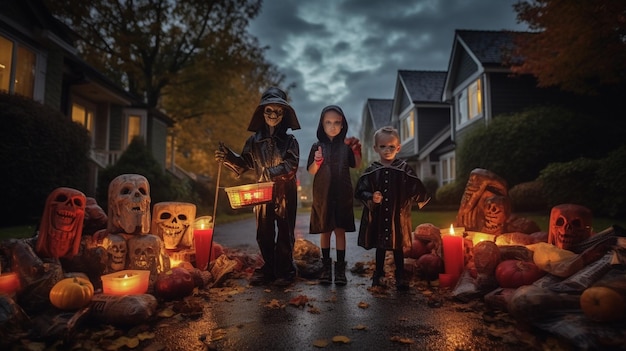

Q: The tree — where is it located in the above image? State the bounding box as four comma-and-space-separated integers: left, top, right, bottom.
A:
512, 0, 626, 96
44, 0, 270, 109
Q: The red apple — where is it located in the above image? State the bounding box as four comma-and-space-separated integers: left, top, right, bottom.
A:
155, 267, 195, 300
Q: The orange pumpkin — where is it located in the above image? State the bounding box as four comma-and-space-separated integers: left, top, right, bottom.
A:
49, 277, 94, 310
580, 286, 625, 322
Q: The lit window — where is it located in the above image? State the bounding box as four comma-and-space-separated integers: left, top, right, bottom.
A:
457, 78, 482, 126
400, 110, 415, 143
71, 102, 95, 145
440, 152, 455, 185
127, 115, 142, 145
0, 34, 35, 98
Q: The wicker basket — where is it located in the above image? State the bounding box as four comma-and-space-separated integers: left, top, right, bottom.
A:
224, 182, 274, 209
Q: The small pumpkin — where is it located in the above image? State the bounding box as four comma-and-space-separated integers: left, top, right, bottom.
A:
49, 277, 94, 310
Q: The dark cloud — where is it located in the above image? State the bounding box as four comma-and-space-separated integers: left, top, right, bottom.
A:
249, 0, 527, 164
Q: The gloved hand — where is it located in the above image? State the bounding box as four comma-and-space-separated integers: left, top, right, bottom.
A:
215, 142, 228, 163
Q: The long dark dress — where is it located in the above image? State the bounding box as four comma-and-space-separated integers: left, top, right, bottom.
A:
354, 159, 427, 250
307, 105, 356, 234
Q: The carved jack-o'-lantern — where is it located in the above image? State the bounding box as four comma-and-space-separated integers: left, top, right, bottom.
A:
36, 187, 86, 259
102, 233, 127, 273
480, 195, 510, 234
548, 204, 593, 251
151, 202, 196, 250
107, 174, 151, 235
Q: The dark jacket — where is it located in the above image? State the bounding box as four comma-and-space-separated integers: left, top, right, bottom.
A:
307, 105, 356, 233
355, 159, 427, 250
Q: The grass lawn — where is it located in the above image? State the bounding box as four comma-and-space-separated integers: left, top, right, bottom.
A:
1, 208, 624, 240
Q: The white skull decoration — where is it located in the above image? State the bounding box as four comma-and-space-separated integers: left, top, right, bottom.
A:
102, 233, 127, 273
152, 202, 196, 250
480, 195, 510, 234
107, 174, 151, 235
548, 204, 593, 251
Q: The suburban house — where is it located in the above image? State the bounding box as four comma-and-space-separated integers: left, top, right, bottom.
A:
360, 29, 571, 188
1, 0, 174, 196
360, 71, 453, 187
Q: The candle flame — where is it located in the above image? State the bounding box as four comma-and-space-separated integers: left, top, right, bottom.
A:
449, 224, 454, 235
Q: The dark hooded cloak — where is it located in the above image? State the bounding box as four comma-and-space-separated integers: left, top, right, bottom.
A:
307, 105, 356, 233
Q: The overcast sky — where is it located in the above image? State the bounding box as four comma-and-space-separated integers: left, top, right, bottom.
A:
248, 0, 529, 164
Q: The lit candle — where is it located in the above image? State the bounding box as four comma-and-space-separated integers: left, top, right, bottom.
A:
442, 225, 465, 278
0, 272, 21, 297
194, 216, 214, 271
101, 270, 150, 295
468, 231, 496, 246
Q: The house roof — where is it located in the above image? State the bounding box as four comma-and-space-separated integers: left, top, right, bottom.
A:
366, 98, 393, 130
455, 29, 519, 66
398, 70, 447, 103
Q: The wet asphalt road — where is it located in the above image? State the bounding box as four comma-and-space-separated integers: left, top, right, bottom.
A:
153, 212, 548, 351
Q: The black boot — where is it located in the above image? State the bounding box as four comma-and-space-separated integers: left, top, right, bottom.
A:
319, 258, 332, 284
395, 268, 409, 291
372, 270, 384, 287
334, 261, 347, 285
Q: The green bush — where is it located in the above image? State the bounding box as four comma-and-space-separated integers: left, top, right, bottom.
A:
538, 157, 602, 213
509, 180, 548, 212
596, 145, 626, 218
0, 93, 90, 224
96, 137, 196, 213
457, 105, 620, 187
435, 181, 465, 208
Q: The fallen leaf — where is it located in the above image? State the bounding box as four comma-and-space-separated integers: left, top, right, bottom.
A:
352, 324, 368, 330
313, 339, 330, 348
157, 308, 176, 318
289, 294, 309, 307
390, 336, 415, 344
357, 301, 369, 309
265, 299, 284, 309
308, 306, 321, 314
332, 335, 351, 344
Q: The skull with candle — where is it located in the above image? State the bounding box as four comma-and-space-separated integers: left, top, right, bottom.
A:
102, 233, 127, 273
548, 204, 593, 251
107, 174, 151, 235
35, 187, 86, 259
152, 202, 196, 250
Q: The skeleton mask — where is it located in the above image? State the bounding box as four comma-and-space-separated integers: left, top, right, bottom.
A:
152, 202, 196, 250
107, 174, 151, 234
548, 204, 593, 251
263, 104, 284, 127
480, 195, 510, 234
102, 233, 127, 272
36, 187, 86, 259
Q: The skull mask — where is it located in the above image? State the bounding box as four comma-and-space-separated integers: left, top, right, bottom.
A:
548, 204, 593, 251
108, 174, 151, 234
102, 233, 127, 272
480, 195, 510, 234
36, 187, 86, 259
152, 202, 196, 250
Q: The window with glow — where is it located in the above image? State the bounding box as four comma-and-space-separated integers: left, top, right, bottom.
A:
0, 34, 35, 98
400, 110, 415, 143
127, 115, 142, 145
0, 35, 12, 93
71, 103, 95, 143
457, 78, 482, 126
